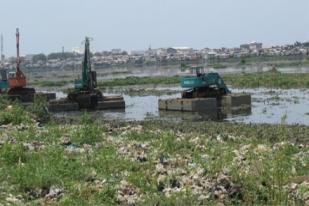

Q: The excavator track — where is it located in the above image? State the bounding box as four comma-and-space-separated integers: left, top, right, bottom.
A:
8, 87, 36, 102
68, 89, 103, 109
181, 87, 227, 99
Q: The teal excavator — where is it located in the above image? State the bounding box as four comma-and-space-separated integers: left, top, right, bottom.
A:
67, 37, 103, 108
180, 65, 231, 98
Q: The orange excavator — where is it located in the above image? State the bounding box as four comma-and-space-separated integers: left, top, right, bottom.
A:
7, 28, 35, 101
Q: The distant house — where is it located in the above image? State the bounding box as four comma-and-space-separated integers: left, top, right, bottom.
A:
111, 49, 122, 55
172, 47, 193, 55
167, 47, 177, 55
240, 42, 263, 51
72, 47, 83, 54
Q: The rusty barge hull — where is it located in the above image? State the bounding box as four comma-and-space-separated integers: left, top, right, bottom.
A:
5, 91, 56, 102
159, 93, 251, 113
48, 96, 125, 112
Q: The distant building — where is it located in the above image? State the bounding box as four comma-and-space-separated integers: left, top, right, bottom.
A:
129, 50, 145, 55
240, 42, 263, 51
25, 54, 35, 61
72, 47, 83, 54
167, 47, 177, 55
111, 49, 122, 54
172, 47, 193, 55
155, 48, 167, 56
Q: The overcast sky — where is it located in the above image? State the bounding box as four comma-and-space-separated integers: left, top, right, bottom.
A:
0, 0, 309, 56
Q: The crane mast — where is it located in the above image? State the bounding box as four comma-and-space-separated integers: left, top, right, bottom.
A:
16, 29, 20, 72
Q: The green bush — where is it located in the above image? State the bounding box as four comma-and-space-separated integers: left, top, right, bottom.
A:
29, 95, 50, 123
0, 143, 27, 165
0, 104, 31, 125
72, 113, 104, 145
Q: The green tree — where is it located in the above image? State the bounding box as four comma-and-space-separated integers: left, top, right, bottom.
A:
32, 53, 47, 63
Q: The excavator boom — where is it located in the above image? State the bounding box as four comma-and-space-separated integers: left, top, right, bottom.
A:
74, 37, 96, 91
8, 28, 26, 88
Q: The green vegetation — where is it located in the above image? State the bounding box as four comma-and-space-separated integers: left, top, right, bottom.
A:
28, 71, 309, 90
212, 64, 228, 69
223, 71, 309, 88
97, 76, 180, 87
271, 60, 309, 68
29, 80, 70, 87
0, 98, 308, 205
29, 95, 51, 123
97, 71, 309, 89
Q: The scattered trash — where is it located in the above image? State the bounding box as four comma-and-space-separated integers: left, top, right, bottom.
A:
116, 180, 139, 205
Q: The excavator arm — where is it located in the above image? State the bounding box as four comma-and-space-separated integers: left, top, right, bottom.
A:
8, 28, 26, 88
74, 37, 97, 91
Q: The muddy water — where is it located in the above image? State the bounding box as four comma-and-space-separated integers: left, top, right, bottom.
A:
229, 88, 309, 125
51, 87, 309, 125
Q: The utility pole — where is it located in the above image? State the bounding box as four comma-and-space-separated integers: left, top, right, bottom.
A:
0, 34, 4, 64
62, 46, 65, 60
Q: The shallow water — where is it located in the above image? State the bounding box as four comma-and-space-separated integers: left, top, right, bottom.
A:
50, 86, 309, 125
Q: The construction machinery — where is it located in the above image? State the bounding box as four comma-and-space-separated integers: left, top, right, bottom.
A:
159, 64, 251, 118
49, 37, 125, 112
180, 65, 231, 98
67, 37, 103, 109
0, 69, 9, 92
0, 29, 55, 102
1, 28, 36, 101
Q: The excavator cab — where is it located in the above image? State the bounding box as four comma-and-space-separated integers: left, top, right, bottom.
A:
0, 69, 9, 91
181, 65, 231, 99
8, 70, 26, 88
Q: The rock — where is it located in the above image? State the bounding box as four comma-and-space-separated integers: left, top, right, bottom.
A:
133, 143, 147, 150
45, 186, 64, 199
303, 191, 309, 201
255, 144, 270, 152
197, 194, 210, 201
216, 135, 223, 142
157, 181, 165, 192
5, 194, 23, 205
86, 169, 97, 182
23, 141, 45, 151
116, 180, 139, 205
60, 136, 71, 146
155, 164, 166, 174
94, 179, 107, 187
228, 184, 242, 199
159, 155, 169, 165
65, 145, 84, 153
137, 155, 147, 162
290, 183, 298, 190
291, 166, 297, 175
40, 186, 50, 197
83, 144, 93, 153
228, 135, 237, 141
170, 179, 181, 188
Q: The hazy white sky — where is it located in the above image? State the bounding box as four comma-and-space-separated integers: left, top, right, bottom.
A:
1, 0, 309, 55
